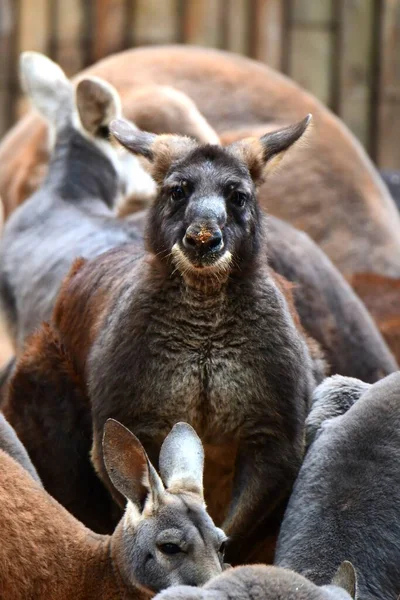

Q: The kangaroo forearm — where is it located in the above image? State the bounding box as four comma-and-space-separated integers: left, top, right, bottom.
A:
222, 436, 302, 563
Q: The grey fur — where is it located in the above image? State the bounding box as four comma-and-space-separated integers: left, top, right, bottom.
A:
0, 413, 41, 484
159, 422, 205, 497
105, 419, 226, 591
275, 371, 400, 600
153, 564, 355, 599
111, 119, 157, 159
381, 170, 400, 209
0, 59, 142, 351
306, 375, 371, 445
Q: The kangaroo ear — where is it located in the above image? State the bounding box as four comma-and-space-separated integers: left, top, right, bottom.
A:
159, 422, 205, 498
76, 77, 122, 137
103, 419, 165, 511
110, 119, 157, 159
306, 375, 370, 447
228, 114, 312, 183
19, 51, 73, 125
111, 119, 198, 184
331, 561, 358, 599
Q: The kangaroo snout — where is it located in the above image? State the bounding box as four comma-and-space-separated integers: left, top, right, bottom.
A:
183, 224, 223, 254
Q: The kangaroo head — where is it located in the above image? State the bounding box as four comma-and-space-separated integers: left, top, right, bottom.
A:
110, 116, 311, 287
103, 420, 226, 592
19, 51, 155, 203
153, 562, 358, 599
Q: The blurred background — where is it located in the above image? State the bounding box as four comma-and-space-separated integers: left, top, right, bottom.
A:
0, 0, 399, 168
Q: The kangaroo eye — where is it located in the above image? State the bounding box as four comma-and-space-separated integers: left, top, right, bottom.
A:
231, 191, 247, 208
171, 185, 187, 202
159, 543, 182, 555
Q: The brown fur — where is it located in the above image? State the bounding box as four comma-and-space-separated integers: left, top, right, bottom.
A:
349, 273, 400, 365
270, 270, 325, 371
124, 85, 219, 144
150, 135, 199, 185
0, 45, 398, 276
2, 321, 118, 533
0, 448, 154, 600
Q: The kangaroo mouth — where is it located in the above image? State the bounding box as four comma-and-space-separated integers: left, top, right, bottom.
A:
172, 242, 232, 274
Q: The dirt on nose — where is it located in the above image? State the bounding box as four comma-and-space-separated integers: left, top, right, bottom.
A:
198, 228, 213, 243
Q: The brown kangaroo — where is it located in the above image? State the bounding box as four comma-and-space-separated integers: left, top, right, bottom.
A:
0, 45, 398, 277
0, 419, 225, 599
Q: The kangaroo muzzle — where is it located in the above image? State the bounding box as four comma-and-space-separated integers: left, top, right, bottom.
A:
183, 224, 224, 255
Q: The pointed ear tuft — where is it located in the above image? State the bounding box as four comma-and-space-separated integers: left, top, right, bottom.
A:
260, 113, 312, 163
110, 119, 157, 160
159, 422, 205, 498
103, 419, 164, 511
19, 51, 73, 125
228, 114, 312, 183
331, 561, 357, 599
76, 77, 121, 136
111, 123, 198, 184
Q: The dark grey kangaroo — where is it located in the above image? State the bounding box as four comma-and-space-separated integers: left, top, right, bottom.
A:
52, 115, 320, 563
275, 371, 400, 600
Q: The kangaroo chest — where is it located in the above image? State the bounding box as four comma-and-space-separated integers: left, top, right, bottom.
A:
91, 279, 304, 444
146, 298, 257, 436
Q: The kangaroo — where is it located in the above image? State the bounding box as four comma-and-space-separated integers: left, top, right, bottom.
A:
154, 563, 357, 600
0, 45, 398, 277
0, 419, 225, 599
4, 115, 322, 565
275, 372, 400, 600
0, 52, 150, 352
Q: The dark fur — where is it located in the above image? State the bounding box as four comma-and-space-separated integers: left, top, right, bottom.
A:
3, 323, 118, 532
0, 412, 41, 484
4, 136, 319, 563
275, 372, 400, 600
126, 209, 398, 382
0, 125, 141, 351
266, 217, 397, 381
381, 170, 400, 209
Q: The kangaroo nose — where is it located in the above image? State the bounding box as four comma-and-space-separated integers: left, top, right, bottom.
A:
183, 226, 223, 253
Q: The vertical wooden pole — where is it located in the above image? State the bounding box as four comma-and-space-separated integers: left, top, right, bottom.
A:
281, 0, 293, 75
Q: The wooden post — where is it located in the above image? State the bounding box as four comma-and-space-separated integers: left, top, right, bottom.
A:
377, 0, 400, 169
249, 0, 284, 70
288, 0, 333, 107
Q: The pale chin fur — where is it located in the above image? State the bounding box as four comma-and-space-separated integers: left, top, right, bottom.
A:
171, 243, 233, 278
